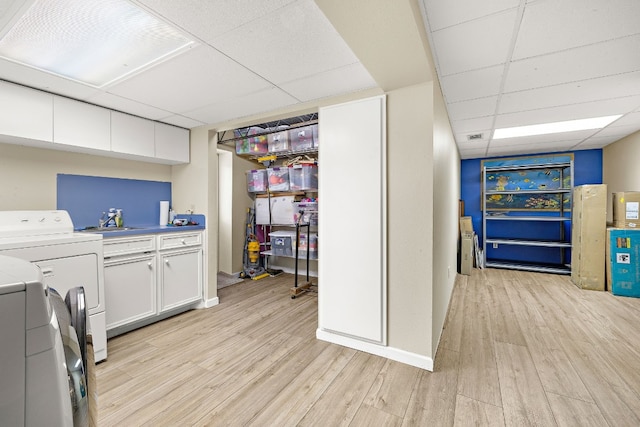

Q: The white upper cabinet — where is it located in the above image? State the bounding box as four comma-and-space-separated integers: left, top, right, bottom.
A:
53, 96, 110, 151
0, 81, 53, 142
154, 122, 189, 164
0, 81, 188, 164
110, 111, 155, 158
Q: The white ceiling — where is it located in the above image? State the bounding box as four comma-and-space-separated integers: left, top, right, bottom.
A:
420, 0, 640, 159
0, 0, 378, 130
0, 0, 639, 160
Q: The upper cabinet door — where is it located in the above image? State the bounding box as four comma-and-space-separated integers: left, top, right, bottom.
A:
111, 111, 154, 157
0, 81, 53, 142
155, 122, 189, 164
53, 96, 110, 151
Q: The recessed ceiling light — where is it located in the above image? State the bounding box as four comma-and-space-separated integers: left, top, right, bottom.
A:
0, 0, 195, 88
493, 115, 622, 139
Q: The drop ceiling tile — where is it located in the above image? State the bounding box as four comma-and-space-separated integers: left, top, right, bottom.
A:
447, 96, 497, 121
504, 35, 640, 92
136, 0, 297, 41
513, 0, 640, 60
458, 147, 488, 159
574, 135, 623, 148
458, 140, 489, 150
494, 95, 640, 129
499, 71, 640, 114
107, 45, 271, 115
185, 86, 298, 125
487, 141, 577, 157
211, 0, 360, 85
86, 92, 174, 120
453, 116, 494, 133
154, 114, 205, 129
423, 0, 519, 31
431, 9, 517, 76
592, 123, 640, 138
606, 110, 640, 127
279, 63, 376, 102
440, 65, 504, 102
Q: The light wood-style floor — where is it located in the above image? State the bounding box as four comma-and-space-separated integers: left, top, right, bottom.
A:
96, 268, 640, 426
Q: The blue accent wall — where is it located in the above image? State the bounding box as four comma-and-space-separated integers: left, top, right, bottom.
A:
57, 174, 172, 229
460, 149, 603, 266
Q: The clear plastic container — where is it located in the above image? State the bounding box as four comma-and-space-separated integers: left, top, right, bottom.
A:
246, 169, 267, 192
289, 164, 318, 191
268, 131, 290, 153
267, 167, 290, 191
289, 125, 315, 151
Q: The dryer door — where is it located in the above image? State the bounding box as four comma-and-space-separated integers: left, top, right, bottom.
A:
49, 288, 88, 427
65, 287, 87, 374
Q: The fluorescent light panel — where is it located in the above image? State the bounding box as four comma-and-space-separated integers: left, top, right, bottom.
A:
493, 115, 622, 139
0, 0, 194, 87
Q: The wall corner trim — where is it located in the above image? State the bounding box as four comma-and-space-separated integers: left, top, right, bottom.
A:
316, 328, 434, 372
198, 297, 219, 309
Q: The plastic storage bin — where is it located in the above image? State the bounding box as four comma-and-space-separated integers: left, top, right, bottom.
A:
246, 169, 267, 192
269, 231, 296, 256
297, 232, 318, 259
236, 135, 268, 155
289, 165, 318, 191
293, 201, 318, 225
289, 125, 316, 151
267, 167, 290, 191
268, 131, 290, 153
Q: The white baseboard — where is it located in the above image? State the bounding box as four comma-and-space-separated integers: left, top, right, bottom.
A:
198, 297, 219, 309
316, 328, 434, 372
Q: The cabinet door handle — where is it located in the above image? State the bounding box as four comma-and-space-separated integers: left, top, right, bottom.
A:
181, 239, 186, 245
147, 262, 153, 269
165, 259, 170, 265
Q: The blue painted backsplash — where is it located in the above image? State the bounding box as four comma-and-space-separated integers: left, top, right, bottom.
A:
57, 174, 172, 229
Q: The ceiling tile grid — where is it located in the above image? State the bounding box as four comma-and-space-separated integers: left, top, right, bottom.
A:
430, 9, 518, 77
208, 0, 364, 86
422, 0, 640, 159
0, 0, 639, 161
511, 0, 640, 60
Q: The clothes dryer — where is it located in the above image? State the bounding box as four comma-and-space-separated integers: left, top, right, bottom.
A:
0, 255, 88, 426
0, 210, 106, 361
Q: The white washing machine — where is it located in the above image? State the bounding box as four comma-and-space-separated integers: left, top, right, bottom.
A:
0, 210, 107, 362
0, 255, 88, 426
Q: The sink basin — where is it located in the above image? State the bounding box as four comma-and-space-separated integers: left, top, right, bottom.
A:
80, 227, 142, 233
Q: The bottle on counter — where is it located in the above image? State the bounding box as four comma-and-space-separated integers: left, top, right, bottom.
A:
115, 209, 123, 228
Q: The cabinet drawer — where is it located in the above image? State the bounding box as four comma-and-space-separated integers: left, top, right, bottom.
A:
104, 235, 156, 257
158, 232, 202, 250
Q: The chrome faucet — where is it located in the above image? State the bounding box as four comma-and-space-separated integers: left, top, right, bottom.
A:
99, 209, 117, 228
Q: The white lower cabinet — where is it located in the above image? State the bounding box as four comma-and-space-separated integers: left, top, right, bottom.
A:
160, 248, 202, 311
103, 231, 204, 336
104, 254, 157, 329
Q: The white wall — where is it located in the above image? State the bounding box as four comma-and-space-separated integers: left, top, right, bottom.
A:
0, 142, 171, 210
603, 131, 640, 222
431, 79, 460, 356
217, 149, 233, 274
172, 126, 217, 303
387, 82, 434, 358
232, 153, 257, 273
